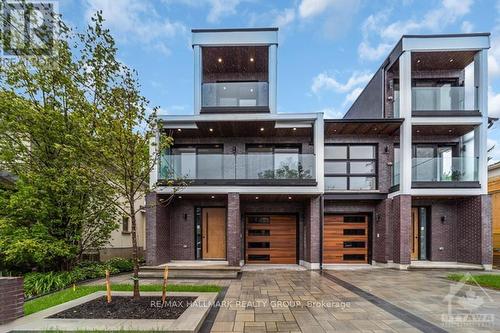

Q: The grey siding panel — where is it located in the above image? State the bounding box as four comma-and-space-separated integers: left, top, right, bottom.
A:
344, 69, 383, 119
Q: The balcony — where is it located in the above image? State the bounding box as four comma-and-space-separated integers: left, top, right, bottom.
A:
391, 157, 480, 189
393, 86, 478, 117
158, 153, 316, 186
201, 81, 269, 110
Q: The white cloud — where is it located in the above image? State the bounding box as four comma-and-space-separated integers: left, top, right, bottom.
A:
316, 107, 344, 119
359, 0, 474, 61
489, 33, 500, 79
311, 71, 373, 94
84, 0, 186, 53
164, 0, 244, 23
299, 0, 335, 18
380, 0, 473, 40
273, 8, 296, 28
489, 87, 500, 118
461, 21, 474, 33
206, 0, 240, 23
358, 41, 393, 62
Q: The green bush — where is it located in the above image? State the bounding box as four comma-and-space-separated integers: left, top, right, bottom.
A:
106, 257, 134, 272
23, 261, 125, 297
24, 271, 75, 298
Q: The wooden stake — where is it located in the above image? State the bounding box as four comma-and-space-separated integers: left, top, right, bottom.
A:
72, 283, 76, 292
105, 269, 112, 303
162, 266, 169, 303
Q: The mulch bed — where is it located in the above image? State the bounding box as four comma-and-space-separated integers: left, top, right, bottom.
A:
49, 296, 198, 320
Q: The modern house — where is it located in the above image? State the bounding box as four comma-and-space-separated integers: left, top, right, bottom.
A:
145, 28, 493, 273
488, 161, 500, 267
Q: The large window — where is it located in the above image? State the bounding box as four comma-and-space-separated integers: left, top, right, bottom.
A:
245, 145, 301, 179
170, 145, 223, 179
325, 144, 377, 191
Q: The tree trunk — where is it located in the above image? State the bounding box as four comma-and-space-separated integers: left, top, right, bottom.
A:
130, 201, 140, 299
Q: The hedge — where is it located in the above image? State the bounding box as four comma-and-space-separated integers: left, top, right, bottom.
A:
24, 257, 134, 298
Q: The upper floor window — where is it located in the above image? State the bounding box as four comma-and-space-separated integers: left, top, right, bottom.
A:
201, 46, 269, 108
390, 51, 478, 117
170, 145, 224, 179
246, 145, 307, 179
324, 144, 377, 191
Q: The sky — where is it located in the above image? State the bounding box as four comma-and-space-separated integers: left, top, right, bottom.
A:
58, 0, 500, 162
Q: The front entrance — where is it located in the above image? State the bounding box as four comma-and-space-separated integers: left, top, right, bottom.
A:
201, 208, 226, 260
411, 208, 419, 260
411, 207, 428, 261
245, 214, 297, 264
323, 214, 369, 264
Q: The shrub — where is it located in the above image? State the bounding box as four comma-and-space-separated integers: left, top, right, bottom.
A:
24, 271, 75, 298
23, 261, 124, 297
106, 257, 134, 272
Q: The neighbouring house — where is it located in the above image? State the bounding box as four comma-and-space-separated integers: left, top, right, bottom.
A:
145, 28, 492, 271
488, 161, 500, 267
96, 193, 147, 261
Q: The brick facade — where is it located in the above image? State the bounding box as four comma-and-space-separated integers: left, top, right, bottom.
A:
304, 196, 321, 264
145, 192, 492, 267
374, 199, 389, 263
145, 192, 170, 265
0, 277, 23, 324
457, 195, 492, 265
391, 195, 412, 265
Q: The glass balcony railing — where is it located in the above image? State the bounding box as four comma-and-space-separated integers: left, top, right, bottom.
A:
391, 162, 400, 186
412, 157, 478, 182
202, 81, 269, 108
392, 86, 475, 116
391, 157, 479, 186
159, 153, 315, 182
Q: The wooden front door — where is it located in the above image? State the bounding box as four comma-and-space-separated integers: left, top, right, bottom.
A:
323, 214, 368, 264
202, 208, 226, 259
411, 208, 419, 260
245, 215, 297, 264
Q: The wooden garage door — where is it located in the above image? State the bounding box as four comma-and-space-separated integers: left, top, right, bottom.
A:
245, 215, 297, 264
323, 214, 368, 264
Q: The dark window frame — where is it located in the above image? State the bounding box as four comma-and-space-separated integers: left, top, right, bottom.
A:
122, 216, 130, 234
324, 143, 378, 190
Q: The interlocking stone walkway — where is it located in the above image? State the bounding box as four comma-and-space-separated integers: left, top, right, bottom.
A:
210, 269, 500, 333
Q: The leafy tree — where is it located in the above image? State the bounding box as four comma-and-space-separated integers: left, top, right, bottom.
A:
0, 7, 120, 271
90, 66, 181, 299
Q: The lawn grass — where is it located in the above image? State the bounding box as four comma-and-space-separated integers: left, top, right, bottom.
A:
24, 284, 221, 316
447, 273, 500, 290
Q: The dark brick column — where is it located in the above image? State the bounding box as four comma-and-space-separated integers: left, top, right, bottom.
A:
374, 199, 389, 263
457, 195, 492, 265
304, 196, 320, 268
0, 277, 23, 324
145, 192, 170, 265
227, 192, 241, 266
392, 195, 411, 266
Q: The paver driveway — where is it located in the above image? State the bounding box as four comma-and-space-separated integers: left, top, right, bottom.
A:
210, 269, 500, 333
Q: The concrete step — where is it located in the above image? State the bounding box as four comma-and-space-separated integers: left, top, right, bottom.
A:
139, 264, 240, 279
409, 261, 485, 270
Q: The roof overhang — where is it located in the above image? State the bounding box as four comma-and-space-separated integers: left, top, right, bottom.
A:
192, 28, 279, 47
402, 33, 490, 52
324, 118, 403, 136
158, 112, 320, 123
